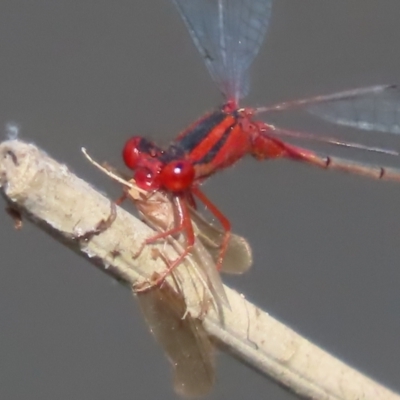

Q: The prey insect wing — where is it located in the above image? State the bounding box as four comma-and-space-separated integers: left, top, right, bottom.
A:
126, 184, 230, 308
136, 278, 215, 397
190, 206, 252, 275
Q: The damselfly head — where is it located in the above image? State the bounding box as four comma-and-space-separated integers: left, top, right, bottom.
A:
123, 136, 163, 190
123, 136, 161, 170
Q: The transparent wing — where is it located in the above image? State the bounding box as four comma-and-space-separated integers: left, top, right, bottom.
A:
136, 283, 215, 397
307, 85, 400, 134
259, 85, 400, 134
186, 223, 252, 311
190, 207, 252, 274
171, 0, 273, 102
190, 236, 230, 308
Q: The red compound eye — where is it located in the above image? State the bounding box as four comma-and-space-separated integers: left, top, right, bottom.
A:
122, 137, 142, 170
134, 167, 161, 190
160, 160, 195, 192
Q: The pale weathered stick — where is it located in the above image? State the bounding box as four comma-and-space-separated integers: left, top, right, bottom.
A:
0, 139, 398, 400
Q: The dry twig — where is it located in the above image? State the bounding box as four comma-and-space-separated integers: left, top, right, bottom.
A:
0, 139, 398, 400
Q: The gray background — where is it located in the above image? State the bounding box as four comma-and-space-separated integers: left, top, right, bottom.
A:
0, 0, 399, 399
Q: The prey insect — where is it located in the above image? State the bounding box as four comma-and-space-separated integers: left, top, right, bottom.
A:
83, 148, 252, 396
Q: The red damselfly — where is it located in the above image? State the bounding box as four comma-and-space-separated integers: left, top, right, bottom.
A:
122, 0, 400, 281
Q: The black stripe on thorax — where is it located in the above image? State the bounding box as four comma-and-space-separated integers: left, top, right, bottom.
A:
174, 109, 228, 153
194, 118, 237, 166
